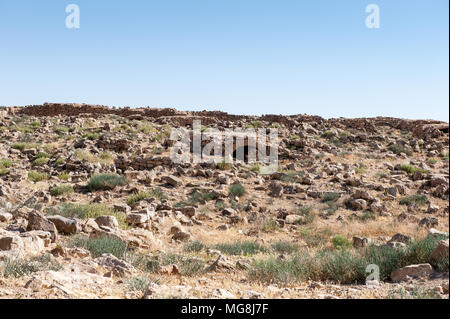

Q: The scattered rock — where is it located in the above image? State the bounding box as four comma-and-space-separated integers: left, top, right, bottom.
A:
429, 239, 449, 267
391, 264, 433, 282
47, 215, 81, 235
95, 216, 119, 229
26, 211, 58, 242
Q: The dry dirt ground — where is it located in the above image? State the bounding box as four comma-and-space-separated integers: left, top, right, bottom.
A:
0, 103, 448, 299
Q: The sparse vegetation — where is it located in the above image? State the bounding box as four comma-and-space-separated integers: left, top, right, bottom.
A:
299, 227, 332, 248
229, 183, 246, 197
321, 130, 334, 138
126, 276, 151, 293
66, 234, 128, 259
87, 174, 128, 191
217, 159, 232, 170
248, 234, 449, 285
215, 241, 267, 256
399, 194, 428, 207
174, 191, 216, 208
387, 287, 443, 299
0, 109, 448, 299
0, 158, 13, 168
57, 172, 70, 181
297, 206, 316, 224
271, 241, 300, 254
388, 143, 412, 156
27, 171, 48, 182
248, 121, 264, 129
400, 164, 428, 175
46, 203, 128, 229
354, 163, 367, 175
50, 184, 74, 197
0, 159, 12, 176
126, 188, 167, 205
83, 132, 100, 140
322, 192, 340, 203
262, 220, 281, 232
361, 210, 376, 221
32, 157, 49, 167
332, 235, 352, 250
1, 254, 62, 278
184, 240, 205, 253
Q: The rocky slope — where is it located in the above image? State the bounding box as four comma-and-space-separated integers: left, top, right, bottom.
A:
0, 104, 448, 299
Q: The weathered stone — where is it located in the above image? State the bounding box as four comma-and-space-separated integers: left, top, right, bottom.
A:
0, 212, 13, 222
391, 264, 433, 282
353, 236, 372, 249
429, 228, 449, 238
162, 175, 182, 187
268, 182, 283, 197
0, 233, 45, 257
285, 215, 302, 224
126, 212, 148, 225
27, 211, 58, 242
47, 215, 81, 235
94, 253, 135, 277
0, 235, 23, 251
386, 187, 398, 198
389, 233, 412, 244
221, 208, 238, 217
348, 199, 367, 211
114, 203, 130, 213
427, 204, 439, 214
429, 239, 449, 267
172, 230, 191, 241
419, 217, 439, 228
179, 206, 196, 218
95, 216, 119, 229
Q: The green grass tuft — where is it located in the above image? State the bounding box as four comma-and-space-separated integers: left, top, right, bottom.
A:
215, 241, 267, 256
66, 234, 128, 259
50, 184, 74, 197
229, 183, 246, 197
87, 174, 128, 191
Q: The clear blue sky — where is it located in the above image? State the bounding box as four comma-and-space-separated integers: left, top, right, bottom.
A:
0, 0, 448, 121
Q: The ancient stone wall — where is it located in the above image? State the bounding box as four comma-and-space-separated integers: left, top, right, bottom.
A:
9, 103, 448, 138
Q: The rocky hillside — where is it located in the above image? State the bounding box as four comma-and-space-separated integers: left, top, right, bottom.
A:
0, 104, 448, 299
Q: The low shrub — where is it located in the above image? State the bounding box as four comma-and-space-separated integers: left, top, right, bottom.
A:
66, 234, 128, 259
184, 240, 205, 253
400, 164, 428, 175
28, 171, 48, 182
32, 158, 49, 167
1, 255, 62, 278
388, 143, 412, 156
47, 203, 128, 229
332, 235, 352, 250
0, 158, 12, 168
215, 241, 267, 256
50, 184, 74, 197
57, 172, 70, 181
87, 174, 128, 191
271, 241, 300, 254
229, 183, 246, 197
248, 234, 449, 285
126, 188, 167, 205
399, 195, 428, 207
